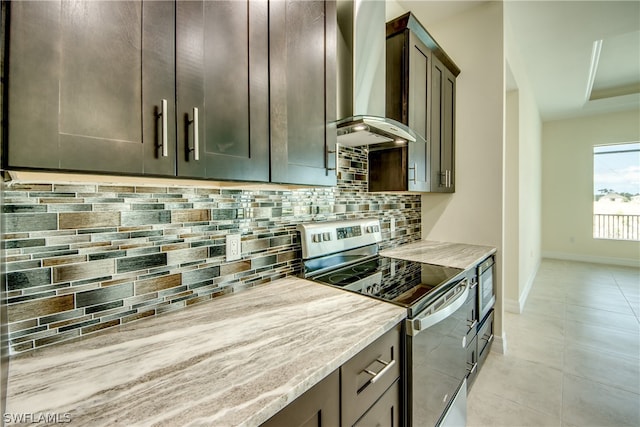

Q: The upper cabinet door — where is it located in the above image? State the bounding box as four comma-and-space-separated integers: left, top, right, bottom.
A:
5, 1, 176, 176
384, 28, 430, 192
406, 32, 431, 192
175, 0, 269, 181
269, 0, 337, 186
431, 56, 456, 193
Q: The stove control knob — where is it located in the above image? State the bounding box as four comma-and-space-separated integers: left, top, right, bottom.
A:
323, 232, 332, 241
312, 233, 322, 243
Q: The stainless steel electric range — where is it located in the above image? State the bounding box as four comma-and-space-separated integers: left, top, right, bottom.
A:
298, 219, 475, 427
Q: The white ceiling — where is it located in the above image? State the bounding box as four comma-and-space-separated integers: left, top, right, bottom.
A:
393, 0, 640, 122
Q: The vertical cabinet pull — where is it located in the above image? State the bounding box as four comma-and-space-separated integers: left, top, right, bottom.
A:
160, 99, 168, 157
441, 170, 452, 188
193, 107, 199, 161
326, 145, 337, 175
188, 107, 200, 161
409, 163, 418, 183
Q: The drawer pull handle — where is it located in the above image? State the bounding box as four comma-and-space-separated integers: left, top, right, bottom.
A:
467, 319, 478, 330
482, 333, 494, 343
466, 361, 478, 375
363, 358, 396, 384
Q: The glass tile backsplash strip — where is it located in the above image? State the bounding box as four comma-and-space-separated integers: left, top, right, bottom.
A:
1, 146, 421, 353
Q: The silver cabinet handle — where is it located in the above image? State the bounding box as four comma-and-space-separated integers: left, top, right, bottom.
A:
466, 361, 478, 375
193, 107, 199, 161
363, 358, 396, 384
187, 107, 200, 161
161, 99, 168, 157
467, 319, 478, 330
326, 145, 337, 174
482, 333, 494, 343
409, 162, 417, 183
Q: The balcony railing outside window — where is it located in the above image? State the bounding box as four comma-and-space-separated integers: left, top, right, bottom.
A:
593, 214, 640, 241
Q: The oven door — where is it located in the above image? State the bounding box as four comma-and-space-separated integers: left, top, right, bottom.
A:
406, 276, 470, 427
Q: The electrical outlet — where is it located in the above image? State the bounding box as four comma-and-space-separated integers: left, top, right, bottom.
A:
390, 218, 396, 233
226, 233, 242, 261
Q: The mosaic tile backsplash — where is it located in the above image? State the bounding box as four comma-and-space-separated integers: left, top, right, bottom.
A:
1, 146, 421, 353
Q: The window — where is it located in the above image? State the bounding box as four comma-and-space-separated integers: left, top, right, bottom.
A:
593, 142, 640, 241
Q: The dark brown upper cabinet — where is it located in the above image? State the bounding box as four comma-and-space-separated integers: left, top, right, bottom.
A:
379, 11, 459, 193
269, 0, 337, 186
4, 0, 336, 187
431, 55, 457, 193
5, 0, 176, 176
175, 0, 269, 182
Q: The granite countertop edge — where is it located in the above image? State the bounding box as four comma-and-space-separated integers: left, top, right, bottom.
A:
380, 239, 497, 270
5, 277, 407, 427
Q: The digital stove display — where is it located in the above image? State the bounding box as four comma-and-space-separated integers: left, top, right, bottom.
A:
336, 225, 362, 240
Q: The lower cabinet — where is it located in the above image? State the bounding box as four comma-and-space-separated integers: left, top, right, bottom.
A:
262, 323, 402, 427
354, 380, 401, 427
467, 309, 494, 390
261, 370, 340, 427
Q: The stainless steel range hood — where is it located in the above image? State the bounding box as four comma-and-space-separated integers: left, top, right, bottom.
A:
336, 0, 418, 147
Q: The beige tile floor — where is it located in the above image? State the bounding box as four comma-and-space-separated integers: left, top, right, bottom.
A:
467, 259, 640, 427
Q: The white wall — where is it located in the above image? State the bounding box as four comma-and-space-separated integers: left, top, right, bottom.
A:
503, 13, 543, 313
542, 109, 640, 266
504, 88, 520, 310
392, 1, 507, 349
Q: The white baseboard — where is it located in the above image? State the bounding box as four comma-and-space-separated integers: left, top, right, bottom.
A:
491, 332, 507, 355
504, 258, 541, 314
504, 298, 521, 314
542, 251, 640, 268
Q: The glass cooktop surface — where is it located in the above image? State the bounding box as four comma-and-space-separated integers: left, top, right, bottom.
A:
313, 256, 464, 311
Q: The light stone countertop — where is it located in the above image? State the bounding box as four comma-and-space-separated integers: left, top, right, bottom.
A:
5, 277, 406, 427
380, 240, 496, 270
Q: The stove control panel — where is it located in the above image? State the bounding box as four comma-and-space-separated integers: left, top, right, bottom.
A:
298, 219, 383, 260
337, 225, 362, 240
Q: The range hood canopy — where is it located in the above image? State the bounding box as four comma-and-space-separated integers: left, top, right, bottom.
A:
337, 115, 417, 147
336, 0, 422, 147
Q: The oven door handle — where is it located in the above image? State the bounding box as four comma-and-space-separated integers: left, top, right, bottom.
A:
407, 279, 470, 336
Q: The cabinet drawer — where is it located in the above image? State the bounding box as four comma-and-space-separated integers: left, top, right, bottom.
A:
261, 369, 339, 427
341, 323, 402, 427
466, 335, 478, 389
477, 309, 494, 367
354, 379, 401, 427
464, 280, 478, 347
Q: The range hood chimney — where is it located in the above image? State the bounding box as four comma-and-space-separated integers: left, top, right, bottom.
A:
336, 0, 417, 147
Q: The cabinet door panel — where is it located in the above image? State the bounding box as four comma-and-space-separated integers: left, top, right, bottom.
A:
142, 0, 177, 176
6, 1, 61, 169
59, 1, 141, 143
407, 33, 430, 191
261, 370, 339, 427
7, 0, 174, 176
442, 68, 456, 191
431, 58, 444, 192
57, 1, 143, 174
270, 0, 337, 186
175, 0, 205, 178
176, 0, 269, 181
354, 380, 401, 427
